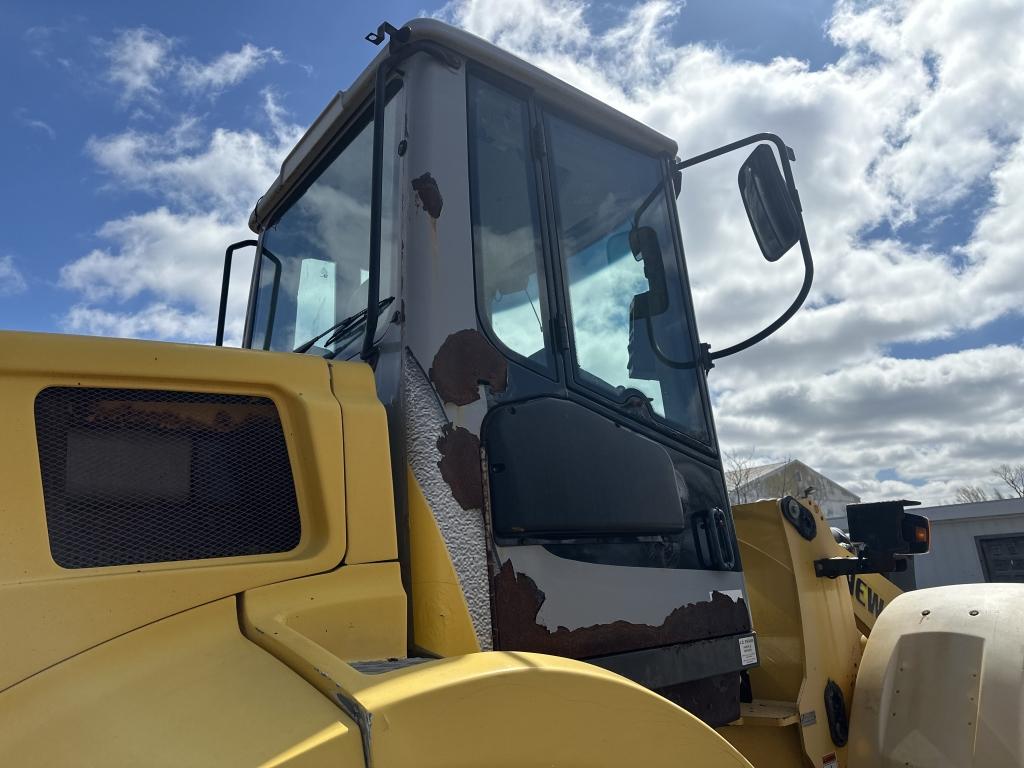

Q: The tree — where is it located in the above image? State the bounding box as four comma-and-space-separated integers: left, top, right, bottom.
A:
724, 447, 758, 505
762, 456, 803, 499
993, 464, 1024, 497
955, 485, 990, 504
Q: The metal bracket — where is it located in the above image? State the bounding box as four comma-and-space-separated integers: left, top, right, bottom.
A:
365, 21, 411, 48
814, 554, 908, 579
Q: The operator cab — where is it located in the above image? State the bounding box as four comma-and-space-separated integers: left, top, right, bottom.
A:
224, 19, 812, 726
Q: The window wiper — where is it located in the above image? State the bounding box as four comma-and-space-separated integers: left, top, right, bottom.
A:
293, 296, 395, 355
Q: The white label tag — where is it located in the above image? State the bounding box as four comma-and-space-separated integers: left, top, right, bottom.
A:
738, 635, 757, 666
712, 589, 744, 602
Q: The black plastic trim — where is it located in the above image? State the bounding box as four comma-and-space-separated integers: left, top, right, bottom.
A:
589, 632, 759, 688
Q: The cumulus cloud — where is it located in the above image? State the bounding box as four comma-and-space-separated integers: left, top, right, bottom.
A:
86, 117, 286, 213
103, 27, 176, 104
0, 255, 28, 296
179, 43, 284, 94
62, 92, 302, 344
438, 0, 1024, 503
100, 28, 284, 104
61, 3, 1024, 503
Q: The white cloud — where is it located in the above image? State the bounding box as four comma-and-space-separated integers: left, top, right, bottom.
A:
60, 4, 1024, 503
62, 94, 302, 345
439, 0, 1024, 504
179, 43, 284, 94
14, 108, 56, 140
0, 255, 28, 296
64, 302, 213, 342
86, 116, 291, 214
103, 27, 176, 104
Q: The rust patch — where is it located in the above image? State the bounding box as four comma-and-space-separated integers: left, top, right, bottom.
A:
492, 560, 750, 659
430, 329, 508, 406
86, 401, 268, 433
412, 172, 443, 219
436, 424, 484, 510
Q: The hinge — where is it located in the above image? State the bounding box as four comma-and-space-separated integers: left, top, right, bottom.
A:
552, 313, 569, 351
531, 122, 546, 158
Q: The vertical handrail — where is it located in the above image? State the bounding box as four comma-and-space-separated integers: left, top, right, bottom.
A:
216, 239, 258, 346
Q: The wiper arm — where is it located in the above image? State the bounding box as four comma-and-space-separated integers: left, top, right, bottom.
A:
293, 296, 395, 354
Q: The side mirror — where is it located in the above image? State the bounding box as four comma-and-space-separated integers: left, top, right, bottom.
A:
606, 231, 632, 264
738, 144, 802, 262
677, 133, 814, 370
630, 227, 669, 316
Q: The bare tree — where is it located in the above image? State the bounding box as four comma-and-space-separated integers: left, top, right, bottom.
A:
955, 485, 990, 504
763, 456, 801, 499
992, 464, 1024, 498
724, 447, 758, 505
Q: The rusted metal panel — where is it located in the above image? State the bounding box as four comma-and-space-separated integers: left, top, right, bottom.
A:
429, 329, 508, 406
659, 672, 742, 727
412, 172, 444, 219
492, 559, 751, 659
435, 424, 483, 511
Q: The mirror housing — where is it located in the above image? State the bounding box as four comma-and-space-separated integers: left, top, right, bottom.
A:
738, 144, 802, 262
606, 231, 632, 264
622, 227, 670, 381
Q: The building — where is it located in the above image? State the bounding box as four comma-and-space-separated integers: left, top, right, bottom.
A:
910, 497, 1024, 588
725, 459, 860, 528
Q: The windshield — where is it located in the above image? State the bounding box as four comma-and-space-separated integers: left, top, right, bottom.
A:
546, 113, 708, 442
249, 85, 401, 356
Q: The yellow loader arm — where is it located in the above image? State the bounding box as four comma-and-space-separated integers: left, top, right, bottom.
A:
846, 570, 902, 636
821, 522, 904, 636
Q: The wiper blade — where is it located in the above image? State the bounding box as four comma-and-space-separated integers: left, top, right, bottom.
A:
292, 296, 395, 355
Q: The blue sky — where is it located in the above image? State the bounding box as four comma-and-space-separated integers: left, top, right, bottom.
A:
2, 0, 1022, 505
0, 0, 847, 335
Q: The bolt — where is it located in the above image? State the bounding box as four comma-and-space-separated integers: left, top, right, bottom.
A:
969, 610, 979, 616
921, 609, 930, 616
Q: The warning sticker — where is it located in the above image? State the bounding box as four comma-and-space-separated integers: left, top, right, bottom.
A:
822, 752, 838, 768
738, 635, 758, 666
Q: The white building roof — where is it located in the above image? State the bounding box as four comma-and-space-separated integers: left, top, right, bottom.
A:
918, 497, 1024, 524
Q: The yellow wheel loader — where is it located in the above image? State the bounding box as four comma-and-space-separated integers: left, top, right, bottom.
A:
1, 18, 1021, 768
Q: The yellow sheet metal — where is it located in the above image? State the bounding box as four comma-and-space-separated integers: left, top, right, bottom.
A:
727, 498, 864, 768
407, 467, 480, 655
0, 597, 364, 767
329, 361, 398, 564
0, 331, 350, 691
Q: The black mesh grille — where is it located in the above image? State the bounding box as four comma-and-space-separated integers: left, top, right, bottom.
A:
35, 387, 301, 568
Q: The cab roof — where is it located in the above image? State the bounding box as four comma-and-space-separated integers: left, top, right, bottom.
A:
249, 18, 677, 233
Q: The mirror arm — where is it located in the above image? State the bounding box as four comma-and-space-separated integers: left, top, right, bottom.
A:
675, 132, 812, 371
677, 132, 797, 174
706, 230, 813, 366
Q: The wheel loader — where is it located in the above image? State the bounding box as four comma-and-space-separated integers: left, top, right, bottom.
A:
1, 18, 1021, 768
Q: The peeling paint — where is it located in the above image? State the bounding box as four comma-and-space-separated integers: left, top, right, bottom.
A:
412, 172, 443, 219
436, 424, 483, 511
492, 560, 750, 659
429, 329, 508, 406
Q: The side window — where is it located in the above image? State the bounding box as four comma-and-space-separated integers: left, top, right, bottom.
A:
467, 74, 552, 369
249, 84, 401, 355
545, 113, 708, 442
